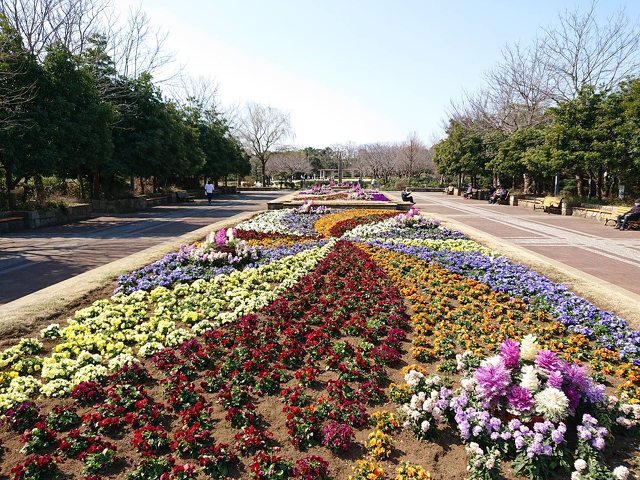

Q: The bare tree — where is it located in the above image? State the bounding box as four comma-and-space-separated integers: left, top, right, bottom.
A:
541, 1, 640, 101
172, 75, 220, 112
398, 132, 430, 178
358, 143, 398, 183
105, 5, 177, 81
0, 0, 109, 57
267, 150, 311, 179
236, 102, 293, 185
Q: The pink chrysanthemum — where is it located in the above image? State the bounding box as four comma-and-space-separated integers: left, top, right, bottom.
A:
500, 339, 520, 369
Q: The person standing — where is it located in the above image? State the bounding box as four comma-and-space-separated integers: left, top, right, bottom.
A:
204, 179, 215, 205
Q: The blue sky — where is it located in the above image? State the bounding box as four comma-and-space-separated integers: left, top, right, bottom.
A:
114, 1, 640, 148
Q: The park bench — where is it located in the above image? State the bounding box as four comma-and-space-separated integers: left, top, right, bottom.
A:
175, 190, 195, 202
0, 216, 24, 224
603, 206, 640, 229
534, 196, 563, 214
444, 186, 454, 195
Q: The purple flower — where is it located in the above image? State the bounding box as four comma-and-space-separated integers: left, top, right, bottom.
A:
473, 361, 511, 402
551, 428, 565, 444
507, 386, 534, 412
547, 370, 563, 389
500, 339, 520, 368
592, 437, 606, 450
215, 228, 227, 245
562, 363, 591, 393
535, 350, 561, 375
565, 386, 581, 412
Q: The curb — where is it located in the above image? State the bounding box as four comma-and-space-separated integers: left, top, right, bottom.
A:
0, 210, 261, 332
438, 216, 640, 329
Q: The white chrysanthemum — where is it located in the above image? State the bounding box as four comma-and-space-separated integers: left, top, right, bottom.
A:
535, 387, 569, 422
572, 472, 582, 480
574, 459, 587, 472
520, 365, 540, 392
613, 466, 630, 480
480, 355, 502, 367
520, 334, 539, 361
421, 420, 431, 432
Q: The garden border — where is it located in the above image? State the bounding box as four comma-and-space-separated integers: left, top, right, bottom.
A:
0, 210, 261, 335
438, 216, 640, 329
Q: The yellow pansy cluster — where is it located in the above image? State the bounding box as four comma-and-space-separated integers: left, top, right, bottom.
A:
0, 241, 334, 413
314, 209, 397, 237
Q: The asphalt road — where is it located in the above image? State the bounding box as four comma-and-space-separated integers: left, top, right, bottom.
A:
0, 192, 282, 304
412, 192, 640, 297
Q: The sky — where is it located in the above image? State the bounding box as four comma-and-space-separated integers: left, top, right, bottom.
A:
112, 0, 640, 148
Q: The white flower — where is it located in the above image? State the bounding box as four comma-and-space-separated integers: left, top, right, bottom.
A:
520, 365, 540, 392
420, 420, 430, 432
404, 369, 425, 388
535, 387, 569, 422
461, 378, 475, 391
612, 466, 630, 480
520, 334, 539, 361
574, 459, 587, 472
572, 472, 582, 480
480, 355, 502, 367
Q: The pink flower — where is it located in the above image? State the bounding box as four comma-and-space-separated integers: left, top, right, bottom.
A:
535, 350, 561, 375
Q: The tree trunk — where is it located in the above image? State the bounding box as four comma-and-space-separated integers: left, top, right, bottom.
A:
597, 165, 604, 200
153, 176, 157, 194
79, 175, 85, 199
139, 177, 145, 194
5, 167, 16, 210
523, 173, 532, 194
92, 171, 100, 199
260, 160, 267, 186
34, 174, 45, 203
575, 173, 583, 197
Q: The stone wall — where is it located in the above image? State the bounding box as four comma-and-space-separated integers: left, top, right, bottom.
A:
23, 204, 93, 229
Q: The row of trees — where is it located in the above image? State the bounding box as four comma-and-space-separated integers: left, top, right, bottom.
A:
433, 2, 640, 200
262, 133, 434, 186
0, 0, 250, 208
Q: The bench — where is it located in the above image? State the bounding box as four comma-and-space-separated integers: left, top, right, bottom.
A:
603, 206, 640, 229
444, 186, 454, 195
534, 196, 563, 214
0, 216, 24, 223
175, 191, 195, 202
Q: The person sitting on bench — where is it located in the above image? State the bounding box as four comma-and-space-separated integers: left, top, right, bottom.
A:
401, 188, 414, 203
463, 183, 474, 199
615, 198, 640, 230
489, 186, 507, 204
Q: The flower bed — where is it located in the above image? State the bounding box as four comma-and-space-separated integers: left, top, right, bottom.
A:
0, 207, 638, 479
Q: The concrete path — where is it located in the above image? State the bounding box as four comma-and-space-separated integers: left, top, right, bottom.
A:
0, 192, 282, 305
412, 192, 640, 325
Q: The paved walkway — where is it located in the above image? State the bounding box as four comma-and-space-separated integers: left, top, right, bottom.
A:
413, 192, 640, 297
0, 192, 282, 304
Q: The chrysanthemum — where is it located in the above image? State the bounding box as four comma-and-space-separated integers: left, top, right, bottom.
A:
500, 339, 520, 369
520, 365, 540, 392
473, 361, 511, 402
535, 350, 561, 375
520, 334, 539, 361
507, 385, 534, 412
535, 387, 569, 422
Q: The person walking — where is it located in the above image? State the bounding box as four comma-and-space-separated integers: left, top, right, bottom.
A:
204, 179, 215, 205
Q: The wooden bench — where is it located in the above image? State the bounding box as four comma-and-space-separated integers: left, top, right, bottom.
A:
444, 186, 454, 195
175, 191, 195, 202
604, 206, 640, 229
0, 216, 24, 223
534, 196, 563, 214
